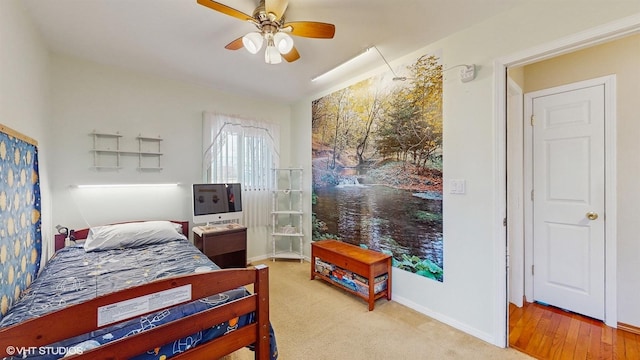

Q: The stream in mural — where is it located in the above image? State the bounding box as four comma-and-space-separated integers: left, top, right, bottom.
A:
314, 183, 443, 270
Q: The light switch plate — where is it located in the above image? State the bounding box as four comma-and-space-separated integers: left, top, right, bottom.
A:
450, 179, 466, 194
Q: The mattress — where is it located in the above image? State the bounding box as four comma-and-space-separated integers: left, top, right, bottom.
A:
0, 238, 277, 359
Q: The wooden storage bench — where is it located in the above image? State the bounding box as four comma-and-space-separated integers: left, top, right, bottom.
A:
311, 239, 392, 311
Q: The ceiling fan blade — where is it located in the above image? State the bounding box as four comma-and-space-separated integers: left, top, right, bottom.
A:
282, 46, 300, 62
265, 0, 289, 20
283, 21, 335, 39
225, 37, 244, 50
197, 0, 254, 22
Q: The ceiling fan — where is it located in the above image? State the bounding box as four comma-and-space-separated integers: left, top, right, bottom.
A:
197, 0, 335, 64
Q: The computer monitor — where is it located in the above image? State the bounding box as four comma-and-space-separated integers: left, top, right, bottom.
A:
191, 183, 243, 225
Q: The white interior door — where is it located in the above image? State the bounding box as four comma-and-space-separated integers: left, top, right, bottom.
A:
531, 83, 605, 320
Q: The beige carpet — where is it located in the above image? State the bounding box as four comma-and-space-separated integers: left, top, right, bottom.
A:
224, 260, 532, 360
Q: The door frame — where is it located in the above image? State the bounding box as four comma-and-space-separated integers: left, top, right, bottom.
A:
495, 14, 640, 346
523, 75, 615, 320
507, 77, 524, 308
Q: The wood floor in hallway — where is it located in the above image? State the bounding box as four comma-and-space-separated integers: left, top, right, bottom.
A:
509, 301, 640, 359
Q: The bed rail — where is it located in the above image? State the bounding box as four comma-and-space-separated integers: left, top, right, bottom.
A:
0, 265, 270, 359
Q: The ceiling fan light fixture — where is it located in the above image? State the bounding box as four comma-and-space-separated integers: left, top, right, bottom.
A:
265, 44, 282, 64
273, 32, 294, 54
242, 32, 264, 54
197, 0, 336, 64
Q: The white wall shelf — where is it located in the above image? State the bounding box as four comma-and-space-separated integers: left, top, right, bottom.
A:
91, 132, 123, 169
271, 168, 304, 262
136, 136, 163, 171
90, 132, 163, 170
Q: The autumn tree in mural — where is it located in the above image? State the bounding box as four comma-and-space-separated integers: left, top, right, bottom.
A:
312, 53, 444, 281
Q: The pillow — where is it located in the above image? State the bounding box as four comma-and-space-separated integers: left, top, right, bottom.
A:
84, 221, 187, 252
173, 222, 184, 234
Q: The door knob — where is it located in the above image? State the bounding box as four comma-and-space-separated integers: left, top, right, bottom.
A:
586, 212, 599, 221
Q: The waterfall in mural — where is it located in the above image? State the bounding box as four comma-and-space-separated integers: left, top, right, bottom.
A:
311, 51, 444, 282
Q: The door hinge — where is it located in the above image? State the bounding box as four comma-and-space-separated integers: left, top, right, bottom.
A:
530, 115, 535, 126
531, 265, 534, 276
503, 217, 507, 227
531, 189, 534, 201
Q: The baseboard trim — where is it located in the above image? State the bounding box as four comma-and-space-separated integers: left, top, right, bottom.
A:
393, 295, 500, 347
248, 254, 310, 264
618, 322, 640, 335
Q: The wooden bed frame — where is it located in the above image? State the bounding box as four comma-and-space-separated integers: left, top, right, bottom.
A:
1, 221, 272, 360
53, 220, 192, 251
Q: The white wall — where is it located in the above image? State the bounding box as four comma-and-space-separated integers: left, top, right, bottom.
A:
48, 54, 292, 260
291, 1, 640, 346
0, 0, 53, 256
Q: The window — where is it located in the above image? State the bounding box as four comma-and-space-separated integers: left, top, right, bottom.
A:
202, 112, 280, 227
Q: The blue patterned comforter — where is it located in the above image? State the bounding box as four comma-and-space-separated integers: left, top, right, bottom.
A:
0, 239, 277, 359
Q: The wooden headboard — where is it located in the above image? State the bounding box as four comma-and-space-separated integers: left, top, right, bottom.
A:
54, 220, 190, 251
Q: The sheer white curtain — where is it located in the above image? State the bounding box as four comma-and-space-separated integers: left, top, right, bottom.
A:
202, 112, 279, 231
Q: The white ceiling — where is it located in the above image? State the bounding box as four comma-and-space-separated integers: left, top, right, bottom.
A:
22, 0, 526, 104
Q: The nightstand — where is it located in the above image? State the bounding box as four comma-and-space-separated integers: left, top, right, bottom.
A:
193, 225, 247, 268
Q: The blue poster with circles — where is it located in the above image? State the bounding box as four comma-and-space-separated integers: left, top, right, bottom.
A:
0, 129, 41, 321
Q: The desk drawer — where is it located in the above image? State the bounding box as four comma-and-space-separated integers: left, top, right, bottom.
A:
203, 232, 245, 257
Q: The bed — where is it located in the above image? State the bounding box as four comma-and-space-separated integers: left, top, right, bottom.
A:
0, 220, 277, 360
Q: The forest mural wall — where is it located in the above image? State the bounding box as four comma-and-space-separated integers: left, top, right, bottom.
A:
311, 52, 444, 281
